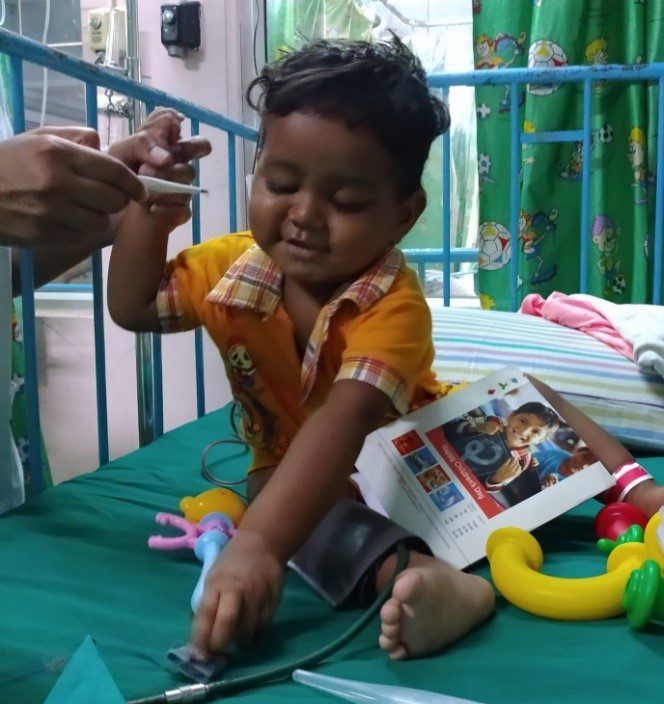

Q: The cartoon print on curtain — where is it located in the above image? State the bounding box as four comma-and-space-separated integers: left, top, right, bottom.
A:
473, 0, 663, 310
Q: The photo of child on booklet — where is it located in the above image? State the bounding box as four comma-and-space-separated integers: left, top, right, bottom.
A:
439, 391, 598, 510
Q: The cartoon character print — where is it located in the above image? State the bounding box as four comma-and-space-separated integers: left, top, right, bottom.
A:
591, 215, 627, 297
518, 209, 558, 285
475, 32, 526, 69
585, 37, 609, 93
224, 338, 276, 453
560, 141, 583, 180
627, 126, 655, 205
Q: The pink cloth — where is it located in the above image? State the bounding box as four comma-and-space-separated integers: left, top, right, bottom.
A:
520, 292, 634, 359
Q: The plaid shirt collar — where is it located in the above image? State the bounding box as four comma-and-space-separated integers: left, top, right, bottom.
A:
205, 244, 404, 317
206, 244, 404, 400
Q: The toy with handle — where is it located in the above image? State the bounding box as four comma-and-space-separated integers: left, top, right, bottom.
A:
190, 529, 230, 612
486, 508, 664, 621
148, 510, 235, 612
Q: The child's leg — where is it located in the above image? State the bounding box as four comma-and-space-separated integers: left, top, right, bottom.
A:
527, 375, 664, 517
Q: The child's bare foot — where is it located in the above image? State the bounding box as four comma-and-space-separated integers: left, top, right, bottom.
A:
376, 555, 494, 659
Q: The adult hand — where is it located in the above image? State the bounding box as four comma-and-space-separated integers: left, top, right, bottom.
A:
0, 126, 146, 249
108, 107, 211, 177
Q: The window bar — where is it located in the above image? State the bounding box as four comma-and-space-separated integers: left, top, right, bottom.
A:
442, 87, 451, 306
86, 82, 109, 464
10, 56, 43, 493
192, 119, 205, 417
653, 77, 664, 305
509, 82, 520, 312
579, 79, 592, 294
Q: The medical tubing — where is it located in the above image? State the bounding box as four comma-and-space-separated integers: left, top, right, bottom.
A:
125, 541, 409, 704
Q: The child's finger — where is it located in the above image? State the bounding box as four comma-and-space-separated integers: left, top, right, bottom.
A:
236, 599, 260, 646
191, 589, 220, 653
209, 590, 242, 652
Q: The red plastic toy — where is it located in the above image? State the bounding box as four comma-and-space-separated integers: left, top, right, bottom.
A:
594, 502, 648, 541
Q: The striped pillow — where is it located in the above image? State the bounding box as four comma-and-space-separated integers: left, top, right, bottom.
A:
428, 303, 664, 451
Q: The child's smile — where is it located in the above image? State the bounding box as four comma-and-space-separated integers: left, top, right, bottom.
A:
248, 111, 424, 300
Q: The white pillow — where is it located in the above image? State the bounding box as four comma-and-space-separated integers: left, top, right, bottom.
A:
429, 302, 664, 451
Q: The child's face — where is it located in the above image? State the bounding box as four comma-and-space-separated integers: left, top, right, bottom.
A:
504, 412, 549, 449
249, 112, 424, 296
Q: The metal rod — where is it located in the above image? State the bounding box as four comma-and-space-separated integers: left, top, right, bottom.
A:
509, 83, 520, 312
86, 82, 109, 466
10, 56, 43, 494
0, 28, 258, 141
580, 79, 592, 294
442, 87, 451, 306
228, 133, 237, 232
429, 62, 664, 88
191, 119, 206, 418
402, 248, 479, 264
521, 130, 584, 144
653, 78, 664, 304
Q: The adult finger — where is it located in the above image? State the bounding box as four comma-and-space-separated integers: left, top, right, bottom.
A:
140, 109, 184, 147
69, 146, 147, 203
208, 590, 242, 653
33, 126, 101, 150
52, 203, 110, 236
172, 137, 213, 162
139, 162, 195, 185
70, 175, 131, 214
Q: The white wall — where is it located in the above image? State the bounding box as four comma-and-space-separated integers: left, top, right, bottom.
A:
37, 0, 253, 483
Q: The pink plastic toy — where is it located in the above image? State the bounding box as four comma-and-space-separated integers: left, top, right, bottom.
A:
148, 511, 237, 612
148, 511, 234, 551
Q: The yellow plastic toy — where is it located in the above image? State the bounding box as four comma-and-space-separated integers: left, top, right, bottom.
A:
486, 509, 664, 621
180, 488, 247, 526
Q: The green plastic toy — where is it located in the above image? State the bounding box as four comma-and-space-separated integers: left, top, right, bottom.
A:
597, 524, 644, 555
622, 560, 664, 629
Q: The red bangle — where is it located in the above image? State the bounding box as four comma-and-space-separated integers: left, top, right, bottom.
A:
599, 462, 653, 504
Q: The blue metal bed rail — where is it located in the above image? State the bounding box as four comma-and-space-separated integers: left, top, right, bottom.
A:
0, 28, 257, 494
2, 27, 663, 496
422, 62, 664, 311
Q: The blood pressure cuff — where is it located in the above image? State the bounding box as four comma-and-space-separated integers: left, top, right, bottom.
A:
288, 500, 431, 608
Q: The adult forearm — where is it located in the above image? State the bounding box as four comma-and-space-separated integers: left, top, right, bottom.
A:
10, 239, 104, 295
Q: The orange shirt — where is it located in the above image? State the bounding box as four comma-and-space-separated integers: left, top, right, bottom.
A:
157, 232, 452, 472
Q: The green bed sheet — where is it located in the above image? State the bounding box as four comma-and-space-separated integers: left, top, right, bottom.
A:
1, 404, 663, 704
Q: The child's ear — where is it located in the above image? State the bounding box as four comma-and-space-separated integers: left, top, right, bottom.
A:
392, 187, 427, 244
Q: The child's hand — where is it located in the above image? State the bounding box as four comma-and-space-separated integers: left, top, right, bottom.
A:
190, 530, 284, 657
542, 474, 558, 489
492, 456, 521, 484
141, 162, 196, 228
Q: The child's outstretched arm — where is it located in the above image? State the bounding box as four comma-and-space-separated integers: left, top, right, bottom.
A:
527, 375, 664, 517
190, 379, 392, 656
108, 186, 191, 332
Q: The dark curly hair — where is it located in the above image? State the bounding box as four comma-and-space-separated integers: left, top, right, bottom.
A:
247, 35, 450, 195
513, 402, 560, 430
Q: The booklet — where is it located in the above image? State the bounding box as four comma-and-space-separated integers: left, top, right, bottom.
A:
356, 367, 615, 569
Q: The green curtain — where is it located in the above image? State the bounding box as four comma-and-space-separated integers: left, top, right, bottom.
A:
473, 0, 664, 310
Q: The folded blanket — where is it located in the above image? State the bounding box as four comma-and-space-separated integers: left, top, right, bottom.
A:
521, 292, 664, 379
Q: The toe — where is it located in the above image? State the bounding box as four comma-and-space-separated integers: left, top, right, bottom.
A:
392, 569, 425, 607
381, 622, 400, 639
388, 644, 408, 660
379, 634, 398, 652
380, 598, 402, 626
